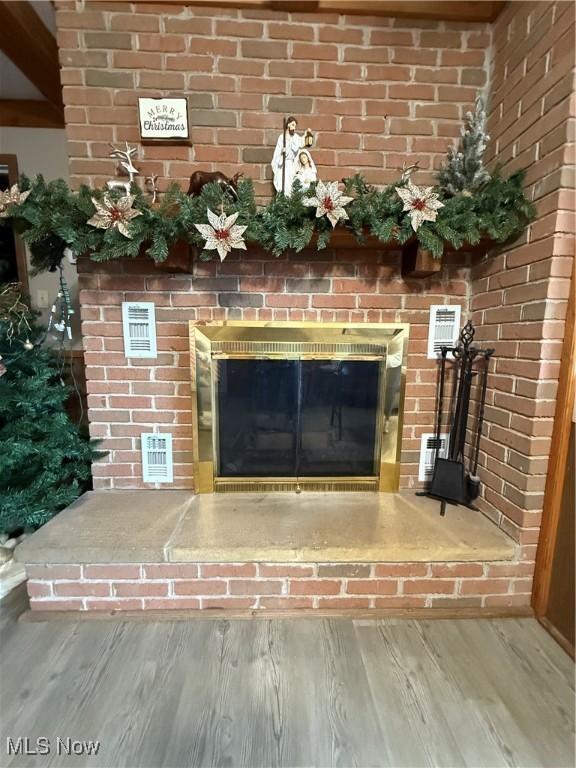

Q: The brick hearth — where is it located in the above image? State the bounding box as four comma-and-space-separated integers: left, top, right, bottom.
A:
17, 491, 529, 613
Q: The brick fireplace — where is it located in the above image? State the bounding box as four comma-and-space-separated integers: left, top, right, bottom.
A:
79, 246, 467, 492
14, 1, 573, 613
23, 245, 535, 614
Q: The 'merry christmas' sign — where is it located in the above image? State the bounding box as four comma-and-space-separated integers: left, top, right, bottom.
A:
138, 98, 189, 142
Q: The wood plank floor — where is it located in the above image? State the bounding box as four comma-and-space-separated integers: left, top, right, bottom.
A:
0, 588, 573, 768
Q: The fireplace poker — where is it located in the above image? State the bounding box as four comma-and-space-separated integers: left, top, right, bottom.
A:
435, 347, 448, 459
466, 349, 494, 502
449, 325, 473, 462
455, 349, 477, 463
436, 347, 448, 516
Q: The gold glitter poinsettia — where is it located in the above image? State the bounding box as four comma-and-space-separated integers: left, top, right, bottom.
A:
194, 208, 247, 262
395, 182, 444, 231
303, 179, 353, 228
0, 185, 30, 218
87, 193, 142, 239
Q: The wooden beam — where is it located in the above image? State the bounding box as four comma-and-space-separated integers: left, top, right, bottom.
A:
532, 266, 575, 618
0, 1, 63, 109
401, 241, 442, 278
317, 1, 506, 21
0, 99, 64, 128
135, 0, 506, 22
135, 0, 274, 7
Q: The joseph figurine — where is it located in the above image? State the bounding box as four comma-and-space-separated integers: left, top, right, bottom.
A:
271, 116, 313, 196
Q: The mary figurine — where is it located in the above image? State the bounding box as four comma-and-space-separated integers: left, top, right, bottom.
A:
293, 149, 317, 192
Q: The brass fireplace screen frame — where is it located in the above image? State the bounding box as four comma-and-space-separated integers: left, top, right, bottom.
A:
190, 321, 408, 493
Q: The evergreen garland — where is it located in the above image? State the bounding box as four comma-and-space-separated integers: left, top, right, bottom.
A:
2, 157, 534, 269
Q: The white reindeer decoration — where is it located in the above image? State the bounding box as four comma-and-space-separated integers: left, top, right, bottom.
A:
108, 142, 140, 192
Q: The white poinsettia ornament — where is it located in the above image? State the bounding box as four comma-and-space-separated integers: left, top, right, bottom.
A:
88, 193, 142, 239
303, 180, 353, 228
395, 182, 444, 231
194, 208, 247, 262
0, 184, 30, 217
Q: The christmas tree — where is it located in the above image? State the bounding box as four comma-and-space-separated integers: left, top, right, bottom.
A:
0, 285, 100, 535
437, 96, 491, 196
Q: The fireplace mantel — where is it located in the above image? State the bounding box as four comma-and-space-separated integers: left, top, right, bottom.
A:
151, 235, 449, 279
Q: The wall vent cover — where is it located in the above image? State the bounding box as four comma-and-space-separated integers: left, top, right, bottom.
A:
427, 305, 461, 359
418, 432, 450, 482
122, 302, 157, 359
141, 433, 173, 483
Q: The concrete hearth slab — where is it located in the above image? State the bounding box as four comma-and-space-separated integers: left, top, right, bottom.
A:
16, 491, 193, 564
16, 490, 516, 565
168, 492, 516, 563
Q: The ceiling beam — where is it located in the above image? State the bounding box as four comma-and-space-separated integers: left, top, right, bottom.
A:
316, 1, 506, 21
0, 100, 65, 129
145, 1, 506, 22
0, 1, 63, 109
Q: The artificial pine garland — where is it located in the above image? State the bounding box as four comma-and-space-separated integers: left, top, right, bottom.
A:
3, 168, 534, 267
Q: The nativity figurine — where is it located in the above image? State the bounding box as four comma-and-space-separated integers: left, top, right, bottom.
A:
293, 149, 317, 191
271, 116, 313, 196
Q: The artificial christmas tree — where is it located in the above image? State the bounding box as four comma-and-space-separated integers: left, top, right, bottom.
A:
0, 286, 100, 535
437, 96, 491, 196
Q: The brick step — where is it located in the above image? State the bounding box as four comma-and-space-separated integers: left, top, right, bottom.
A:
24, 559, 534, 612
15, 490, 534, 613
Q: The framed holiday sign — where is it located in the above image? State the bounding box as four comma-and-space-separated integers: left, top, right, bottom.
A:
138, 97, 190, 144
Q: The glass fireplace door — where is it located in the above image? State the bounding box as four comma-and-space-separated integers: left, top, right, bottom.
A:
215, 358, 382, 479
216, 359, 299, 477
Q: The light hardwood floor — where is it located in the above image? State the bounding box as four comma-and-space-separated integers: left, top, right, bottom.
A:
0, 588, 573, 768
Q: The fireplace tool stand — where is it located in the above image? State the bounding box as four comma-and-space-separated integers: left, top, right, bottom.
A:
417, 321, 494, 516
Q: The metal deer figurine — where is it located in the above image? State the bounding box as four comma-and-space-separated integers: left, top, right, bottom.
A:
108, 142, 139, 184
418, 321, 494, 516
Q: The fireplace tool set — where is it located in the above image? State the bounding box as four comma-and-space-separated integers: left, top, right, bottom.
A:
418, 321, 494, 517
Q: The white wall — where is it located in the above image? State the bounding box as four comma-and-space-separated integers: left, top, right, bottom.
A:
0, 127, 81, 346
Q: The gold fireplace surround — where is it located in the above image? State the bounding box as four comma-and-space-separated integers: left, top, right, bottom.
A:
190, 321, 408, 493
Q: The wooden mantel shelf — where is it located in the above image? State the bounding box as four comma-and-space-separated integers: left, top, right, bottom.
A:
151, 234, 444, 279
173, 2, 506, 24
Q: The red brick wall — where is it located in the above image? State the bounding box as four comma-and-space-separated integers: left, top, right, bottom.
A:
55, 2, 490, 196
470, 1, 575, 560
79, 249, 468, 491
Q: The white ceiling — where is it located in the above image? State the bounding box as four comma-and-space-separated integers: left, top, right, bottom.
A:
0, 1, 56, 101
